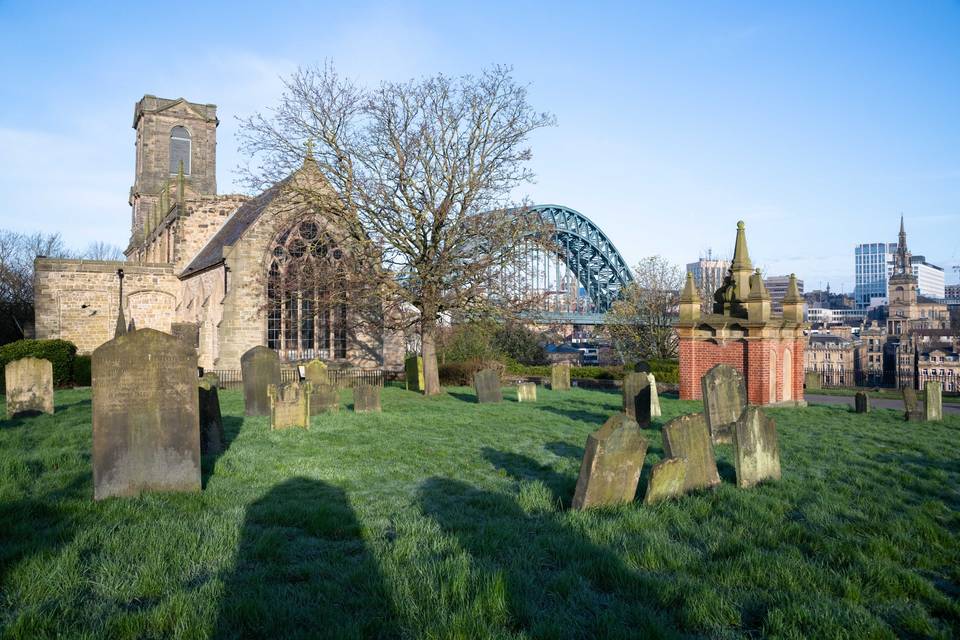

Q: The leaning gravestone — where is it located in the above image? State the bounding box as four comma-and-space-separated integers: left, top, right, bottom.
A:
902, 387, 923, 422
854, 391, 869, 414
517, 382, 537, 402
474, 369, 503, 403
572, 413, 648, 510
267, 381, 311, 430
662, 412, 721, 493
648, 373, 661, 418
924, 382, 943, 422
623, 372, 652, 427
198, 375, 225, 456
405, 355, 425, 392
643, 457, 688, 505
92, 329, 200, 500
4, 357, 54, 418
353, 384, 382, 413
804, 371, 821, 391
701, 364, 746, 444
551, 362, 571, 391
241, 346, 281, 417
732, 406, 781, 488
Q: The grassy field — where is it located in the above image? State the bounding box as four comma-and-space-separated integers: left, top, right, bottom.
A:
1, 385, 959, 639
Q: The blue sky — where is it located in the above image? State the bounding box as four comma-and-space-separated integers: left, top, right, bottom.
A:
1, 0, 958, 289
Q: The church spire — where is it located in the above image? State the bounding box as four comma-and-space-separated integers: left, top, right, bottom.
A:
894, 215, 912, 275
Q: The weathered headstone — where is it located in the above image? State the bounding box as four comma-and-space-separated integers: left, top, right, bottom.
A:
804, 371, 822, 391
198, 376, 225, 456
662, 412, 721, 492
701, 364, 746, 444
92, 329, 200, 500
241, 346, 280, 417
902, 387, 923, 422
267, 381, 312, 430
170, 322, 200, 349
648, 373, 661, 418
732, 406, 781, 488
4, 357, 54, 418
303, 359, 329, 386
473, 368, 502, 403
405, 355, 424, 392
353, 383, 382, 413
310, 383, 339, 415
622, 372, 652, 426
854, 391, 869, 414
924, 382, 943, 422
572, 413, 648, 510
551, 362, 571, 391
517, 382, 537, 402
643, 457, 689, 505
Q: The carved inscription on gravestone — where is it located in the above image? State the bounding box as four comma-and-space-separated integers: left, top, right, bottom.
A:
622, 372, 651, 427
4, 356, 54, 418
572, 413, 648, 510
662, 412, 721, 493
701, 364, 747, 444
92, 329, 200, 500
268, 381, 312, 430
551, 362, 571, 391
474, 369, 502, 403
732, 406, 781, 488
241, 346, 281, 417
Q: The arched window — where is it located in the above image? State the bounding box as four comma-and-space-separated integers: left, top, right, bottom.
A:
266, 219, 348, 360
170, 126, 191, 175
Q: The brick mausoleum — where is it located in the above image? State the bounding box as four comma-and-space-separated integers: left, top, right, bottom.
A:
677, 221, 808, 406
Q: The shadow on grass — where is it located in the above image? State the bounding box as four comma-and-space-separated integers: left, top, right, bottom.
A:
482, 447, 576, 509
544, 441, 583, 460
213, 477, 398, 638
447, 391, 477, 403
536, 405, 610, 425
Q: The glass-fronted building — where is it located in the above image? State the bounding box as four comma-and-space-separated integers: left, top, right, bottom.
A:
854, 242, 897, 309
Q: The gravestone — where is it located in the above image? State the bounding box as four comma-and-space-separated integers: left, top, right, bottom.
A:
198, 376, 224, 456
701, 364, 746, 444
732, 406, 781, 488
648, 373, 661, 418
303, 359, 338, 415
924, 382, 943, 422
405, 355, 424, 392
303, 359, 330, 386
804, 371, 822, 391
92, 329, 200, 500
473, 369, 503, 403
517, 382, 537, 402
4, 357, 54, 418
551, 362, 571, 391
267, 381, 311, 430
854, 391, 869, 414
170, 322, 200, 349
241, 346, 280, 417
902, 387, 923, 422
662, 412, 721, 493
643, 457, 688, 505
572, 413, 648, 510
353, 384, 382, 413
622, 372, 652, 427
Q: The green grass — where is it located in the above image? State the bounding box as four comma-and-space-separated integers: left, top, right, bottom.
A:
1, 385, 959, 639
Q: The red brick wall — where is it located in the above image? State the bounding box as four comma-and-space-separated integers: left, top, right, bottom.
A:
678, 337, 747, 400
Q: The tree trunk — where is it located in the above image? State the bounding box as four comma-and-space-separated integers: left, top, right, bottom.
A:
421, 313, 442, 396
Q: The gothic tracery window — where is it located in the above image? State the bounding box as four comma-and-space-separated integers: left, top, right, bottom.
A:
170, 126, 191, 175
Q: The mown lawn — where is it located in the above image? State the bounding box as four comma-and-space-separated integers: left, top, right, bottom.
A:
1, 385, 958, 639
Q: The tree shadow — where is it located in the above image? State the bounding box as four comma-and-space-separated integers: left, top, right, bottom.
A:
213, 477, 397, 639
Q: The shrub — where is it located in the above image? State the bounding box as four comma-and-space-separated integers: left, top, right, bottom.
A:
491, 323, 548, 365
72, 355, 92, 387
0, 339, 78, 390
438, 360, 505, 386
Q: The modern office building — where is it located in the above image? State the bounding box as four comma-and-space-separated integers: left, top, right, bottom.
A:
686, 256, 730, 310
902, 256, 945, 300
765, 275, 804, 312
854, 242, 896, 309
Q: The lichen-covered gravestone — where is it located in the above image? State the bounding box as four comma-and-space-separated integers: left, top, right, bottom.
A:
572, 413, 648, 510
304, 359, 338, 415
241, 346, 280, 417
267, 381, 312, 430
517, 382, 537, 402
643, 457, 688, 505
804, 371, 822, 391
92, 329, 200, 500
662, 412, 721, 493
622, 372, 652, 427
701, 364, 746, 444
854, 391, 869, 414
4, 356, 54, 418
473, 369, 502, 403
902, 387, 923, 422
551, 362, 571, 391
924, 382, 942, 422
648, 373, 661, 418
353, 384, 382, 413
732, 406, 781, 488
405, 355, 424, 392
198, 375, 224, 456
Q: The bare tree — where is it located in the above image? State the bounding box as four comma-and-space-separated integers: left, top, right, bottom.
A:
605, 255, 683, 363
0, 230, 73, 344
238, 63, 556, 394
82, 241, 124, 261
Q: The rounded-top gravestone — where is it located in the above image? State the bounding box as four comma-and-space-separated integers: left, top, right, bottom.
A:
241, 346, 281, 417
4, 356, 54, 418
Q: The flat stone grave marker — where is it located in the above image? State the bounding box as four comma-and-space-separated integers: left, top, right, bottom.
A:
92, 328, 200, 500
925, 382, 942, 422
732, 406, 781, 488
268, 381, 311, 430
854, 391, 869, 413
622, 372, 651, 427
572, 413, 648, 510
648, 373, 661, 418
405, 355, 424, 392
662, 412, 721, 493
643, 457, 688, 505
474, 369, 502, 403
4, 356, 54, 418
902, 387, 923, 422
517, 382, 537, 402
198, 375, 225, 456
551, 362, 571, 391
701, 364, 746, 444
353, 384, 382, 413
311, 383, 340, 415
241, 346, 280, 417
804, 371, 821, 390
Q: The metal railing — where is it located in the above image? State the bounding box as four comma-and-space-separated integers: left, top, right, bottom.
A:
206, 368, 385, 390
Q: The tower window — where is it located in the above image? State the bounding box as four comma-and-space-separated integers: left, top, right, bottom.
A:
170, 126, 191, 175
